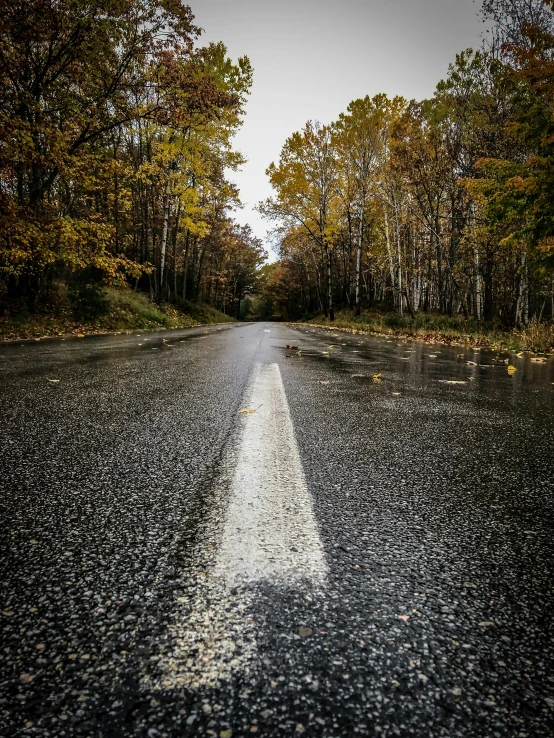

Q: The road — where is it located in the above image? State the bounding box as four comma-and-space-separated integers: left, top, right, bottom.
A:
1, 322, 553, 737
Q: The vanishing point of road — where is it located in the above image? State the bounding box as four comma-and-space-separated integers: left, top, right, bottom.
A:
1, 322, 553, 737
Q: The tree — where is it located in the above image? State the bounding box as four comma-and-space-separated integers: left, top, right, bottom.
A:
0, 1, 259, 318
259, 122, 340, 320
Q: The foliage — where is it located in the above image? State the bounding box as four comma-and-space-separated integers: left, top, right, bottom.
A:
0, 285, 233, 340
0, 1, 263, 321
258, 0, 554, 329
306, 309, 554, 352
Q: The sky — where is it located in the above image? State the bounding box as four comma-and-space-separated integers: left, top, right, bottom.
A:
191, 0, 486, 254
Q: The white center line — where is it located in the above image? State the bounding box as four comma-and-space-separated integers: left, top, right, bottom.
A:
216, 362, 327, 587
154, 362, 326, 689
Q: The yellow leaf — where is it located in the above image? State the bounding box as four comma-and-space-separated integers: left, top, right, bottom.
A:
507, 365, 517, 374
373, 373, 382, 379
77, 334, 85, 338
238, 409, 257, 414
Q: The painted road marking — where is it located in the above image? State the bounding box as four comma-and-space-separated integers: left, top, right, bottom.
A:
156, 362, 326, 689
215, 362, 327, 587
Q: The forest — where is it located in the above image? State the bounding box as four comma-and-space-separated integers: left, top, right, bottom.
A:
0, 0, 265, 327
1, 0, 554, 337
259, 0, 554, 332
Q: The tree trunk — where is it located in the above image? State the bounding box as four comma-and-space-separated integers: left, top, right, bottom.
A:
483, 256, 494, 322
384, 208, 396, 302
474, 246, 483, 321
355, 205, 363, 316
326, 246, 334, 321
159, 180, 171, 302
394, 200, 403, 317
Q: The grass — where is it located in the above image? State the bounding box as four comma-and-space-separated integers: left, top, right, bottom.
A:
0, 286, 235, 341
302, 309, 554, 353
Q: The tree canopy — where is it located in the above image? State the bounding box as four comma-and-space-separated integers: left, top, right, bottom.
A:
259, 0, 554, 327
0, 0, 265, 318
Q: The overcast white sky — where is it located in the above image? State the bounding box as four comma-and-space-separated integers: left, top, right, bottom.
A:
192, 0, 485, 251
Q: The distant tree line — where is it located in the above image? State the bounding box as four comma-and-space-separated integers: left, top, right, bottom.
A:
0, 1, 265, 319
259, 0, 554, 326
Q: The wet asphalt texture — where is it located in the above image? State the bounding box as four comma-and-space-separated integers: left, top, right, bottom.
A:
1, 322, 553, 738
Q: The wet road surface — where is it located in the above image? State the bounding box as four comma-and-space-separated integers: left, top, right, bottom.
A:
1, 322, 553, 737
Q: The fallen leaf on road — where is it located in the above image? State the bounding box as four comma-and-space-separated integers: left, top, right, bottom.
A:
238, 409, 257, 414
466, 361, 478, 366
507, 365, 517, 374
428, 354, 437, 358
398, 615, 410, 622
319, 380, 330, 385
77, 334, 85, 338
47, 379, 60, 383
392, 392, 401, 396
220, 730, 233, 738
373, 373, 382, 379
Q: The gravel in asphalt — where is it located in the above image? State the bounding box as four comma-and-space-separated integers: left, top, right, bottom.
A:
1, 322, 553, 737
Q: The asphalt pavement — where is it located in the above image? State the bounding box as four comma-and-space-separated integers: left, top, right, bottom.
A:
1, 322, 553, 737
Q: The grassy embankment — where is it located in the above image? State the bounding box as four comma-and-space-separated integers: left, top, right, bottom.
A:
0, 287, 234, 341
304, 310, 554, 353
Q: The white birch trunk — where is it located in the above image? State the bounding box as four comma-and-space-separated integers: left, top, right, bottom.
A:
160, 179, 171, 295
